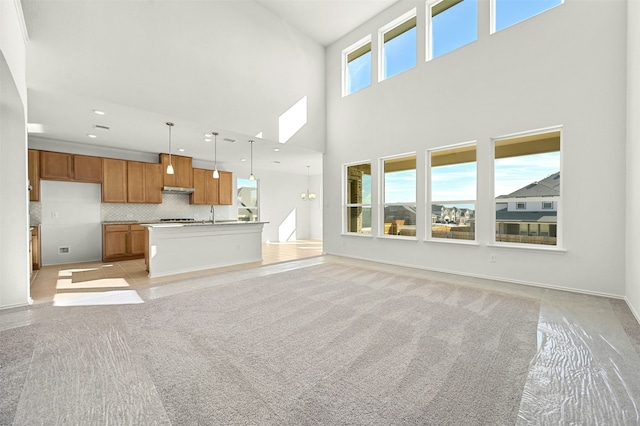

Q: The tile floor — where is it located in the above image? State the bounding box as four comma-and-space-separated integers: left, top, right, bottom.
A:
30, 239, 323, 304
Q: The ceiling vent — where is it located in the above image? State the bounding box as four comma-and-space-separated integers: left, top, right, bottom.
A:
223, 138, 236, 143
93, 124, 110, 131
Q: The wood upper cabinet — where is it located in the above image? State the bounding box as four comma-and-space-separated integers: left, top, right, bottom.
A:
218, 171, 233, 205
190, 169, 232, 205
160, 153, 193, 188
40, 151, 73, 180
127, 161, 145, 203
73, 155, 103, 182
144, 163, 163, 204
102, 158, 127, 203
28, 149, 40, 201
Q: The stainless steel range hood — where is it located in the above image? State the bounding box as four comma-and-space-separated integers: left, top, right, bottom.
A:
162, 186, 195, 194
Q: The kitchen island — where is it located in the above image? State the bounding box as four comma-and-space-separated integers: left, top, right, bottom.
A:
141, 221, 266, 278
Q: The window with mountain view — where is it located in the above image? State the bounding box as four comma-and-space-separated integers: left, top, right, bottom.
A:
382, 154, 416, 237
494, 129, 561, 246
429, 143, 476, 241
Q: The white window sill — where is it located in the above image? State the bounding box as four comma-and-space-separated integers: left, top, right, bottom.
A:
376, 235, 418, 241
341, 232, 373, 238
425, 238, 480, 247
486, 243, 567, 254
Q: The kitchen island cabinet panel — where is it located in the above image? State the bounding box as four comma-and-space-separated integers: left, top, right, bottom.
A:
73, 155, 103, 183
102, 158, 128, 203
28, 149, 40, 201
40, 151, 72, 181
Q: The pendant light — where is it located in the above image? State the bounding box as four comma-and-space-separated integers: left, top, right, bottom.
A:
212, 131, 219, 179
301, 165, 316, 201
248, 140, 255, 181
166, 122, 175, 175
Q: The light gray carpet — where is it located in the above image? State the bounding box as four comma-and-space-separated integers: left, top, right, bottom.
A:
1, 263, 541, 425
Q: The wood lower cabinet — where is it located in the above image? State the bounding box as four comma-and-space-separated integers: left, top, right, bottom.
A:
102, 158, 128, 203
103, 224, 146, 261
28, 149, 40, 201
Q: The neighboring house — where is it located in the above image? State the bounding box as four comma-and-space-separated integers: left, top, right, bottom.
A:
496, 172, 560, 243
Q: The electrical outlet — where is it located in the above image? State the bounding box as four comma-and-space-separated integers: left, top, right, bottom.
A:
490, 254, 496, 263
194, 214, 199, 220
126, 214, 133, 219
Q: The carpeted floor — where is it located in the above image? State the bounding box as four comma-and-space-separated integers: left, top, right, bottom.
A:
2, 262, 541, 425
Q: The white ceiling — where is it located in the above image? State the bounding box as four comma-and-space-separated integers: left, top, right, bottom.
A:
21, 0, 399, 176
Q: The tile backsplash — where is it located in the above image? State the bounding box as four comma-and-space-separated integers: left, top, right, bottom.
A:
31, 193, 234, 224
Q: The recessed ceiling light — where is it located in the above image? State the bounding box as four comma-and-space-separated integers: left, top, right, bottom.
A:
204, 133, 212, 138
274, 148, 280, 152
87, 134, 97, 138
204, 138, 212, 142
93, 109, 106, 115
273, 160, 280, 164
240, 158, 246, 162
178, 148, 185, 152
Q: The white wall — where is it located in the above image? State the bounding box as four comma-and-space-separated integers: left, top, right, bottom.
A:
626, 0, 640, 319
324, 0, 628, 297
0, 0, 29, 309
40, 181, 102, 265
254, 168, 322, 243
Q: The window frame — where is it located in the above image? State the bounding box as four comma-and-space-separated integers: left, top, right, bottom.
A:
342, 35, 373, 97
237, 177, 259, 222
379, 152, 417, 239
427, 141, 478, 244
343, 161, 373, 236
491, 126, 564, 250
378, 8, 418, 82
427, 0, 478, 61
490, 0, 564, 34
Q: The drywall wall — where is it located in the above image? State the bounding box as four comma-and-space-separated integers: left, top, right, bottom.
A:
0, 0, 29, 309
627, 0, 640, 319
40, 181, 102, 265
324, 0, 628, 296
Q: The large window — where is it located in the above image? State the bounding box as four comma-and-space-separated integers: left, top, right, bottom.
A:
237, 178, 258, 221
345, 163, 372, 234
429, 0, 477, 60
380, 10, 417, 81
493, 0, 562, 33
343, 37, 372, 96
382, 154, 416, 237
494, 129, 561, 246
429, 144, 476, 241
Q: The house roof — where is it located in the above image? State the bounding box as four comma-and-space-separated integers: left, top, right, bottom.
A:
498, 172, 560, 198
495, 210, 557, 222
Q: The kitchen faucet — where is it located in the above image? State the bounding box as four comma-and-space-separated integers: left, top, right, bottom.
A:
210, 205, 215, 223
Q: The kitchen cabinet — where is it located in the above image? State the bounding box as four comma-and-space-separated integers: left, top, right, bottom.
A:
127, 161, 145, 203
73, 155, 103, 183
28, 149, 40, 201
144, 163, 163, 203
160, 153, 193, 188
40, 151, 73, 180
103, 224, 146, 261
102, 158, 128, 203
190, 169, 233, 205
218, 171, 233, 205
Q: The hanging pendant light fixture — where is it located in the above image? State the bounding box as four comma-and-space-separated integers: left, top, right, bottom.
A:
301, 165, 316, 201
212, 131, 219, 179
166, 122, 175, 175
249, 140, 255, 181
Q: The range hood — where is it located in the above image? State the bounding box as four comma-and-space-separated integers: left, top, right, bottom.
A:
162, 186, 195, 194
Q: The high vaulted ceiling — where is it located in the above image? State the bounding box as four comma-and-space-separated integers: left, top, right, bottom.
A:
21, 0, 399, 176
